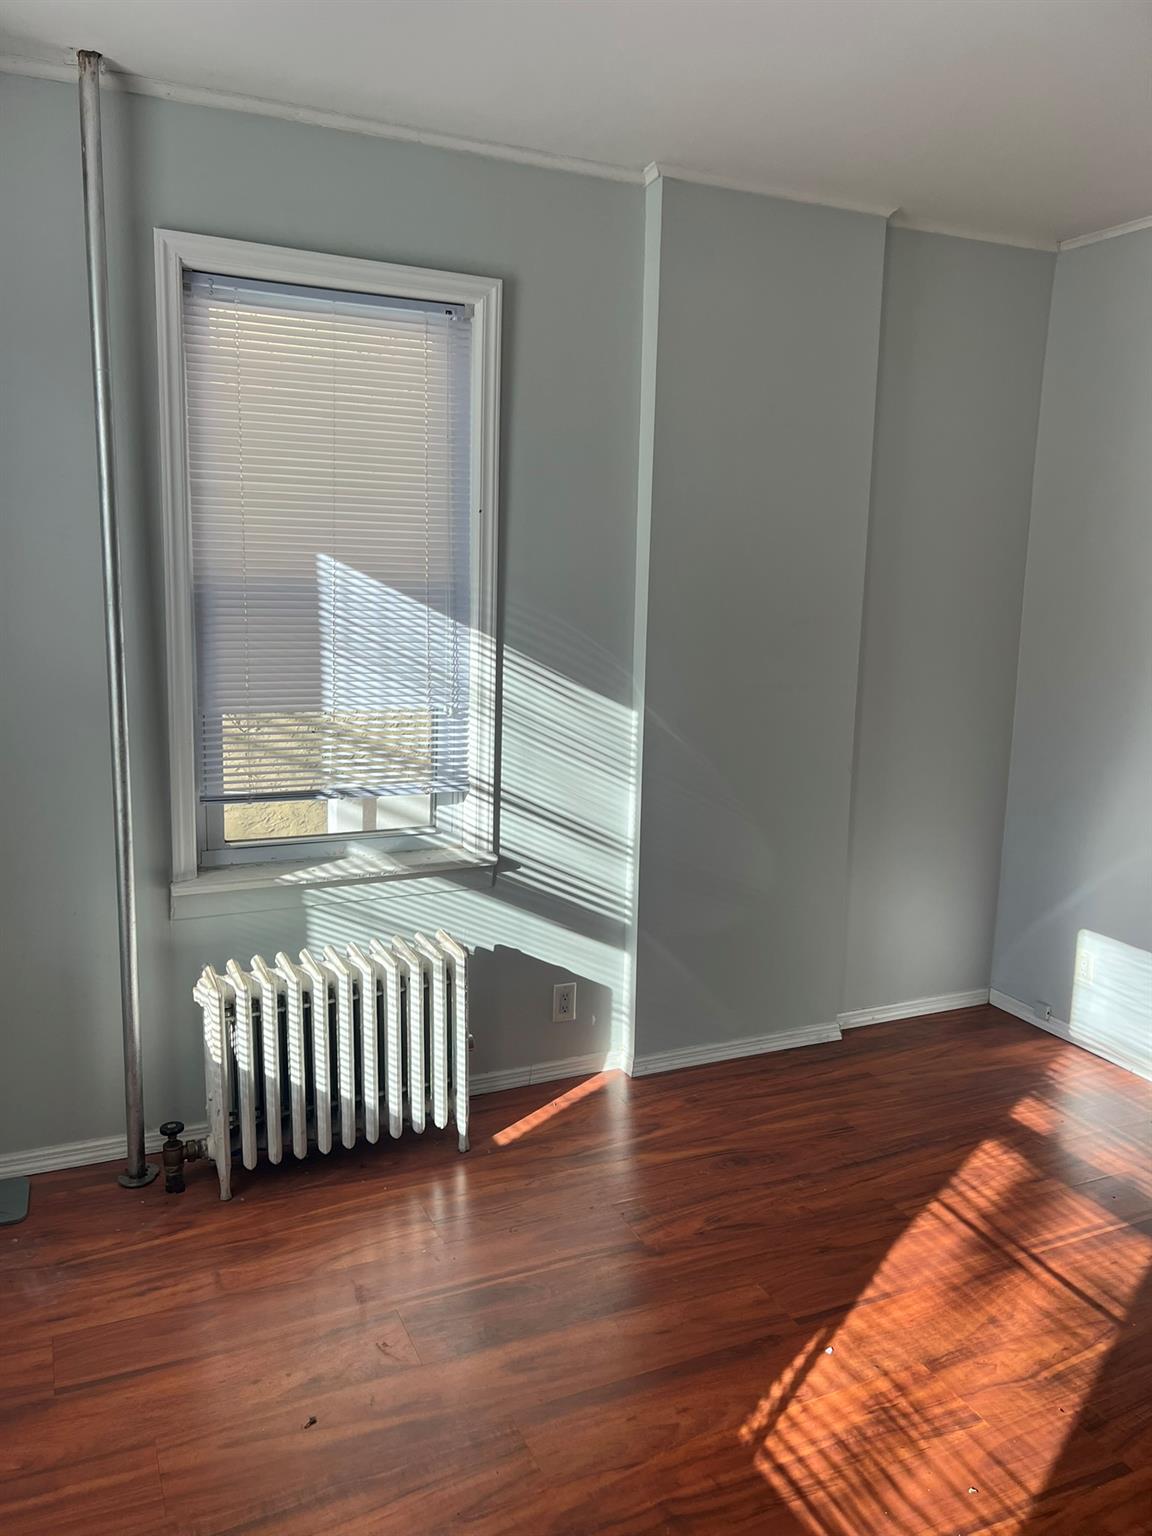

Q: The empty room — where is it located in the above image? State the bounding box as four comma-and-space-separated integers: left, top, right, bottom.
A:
1, 2, 1150, 1532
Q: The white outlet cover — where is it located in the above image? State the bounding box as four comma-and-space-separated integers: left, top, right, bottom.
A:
552, 981, 576, 1023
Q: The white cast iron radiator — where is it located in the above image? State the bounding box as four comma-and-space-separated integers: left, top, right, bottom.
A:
193, 930, 470, 1200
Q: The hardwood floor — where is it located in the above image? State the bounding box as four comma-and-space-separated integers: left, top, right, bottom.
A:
2, 1005, 1150, 1535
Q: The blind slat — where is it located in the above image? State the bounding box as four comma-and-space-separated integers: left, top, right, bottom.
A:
184, 270, 473, 805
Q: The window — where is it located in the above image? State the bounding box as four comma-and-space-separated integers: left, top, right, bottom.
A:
156, 232, 501, 897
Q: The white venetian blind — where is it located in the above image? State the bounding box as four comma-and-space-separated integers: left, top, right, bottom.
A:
182, 271, 473, 805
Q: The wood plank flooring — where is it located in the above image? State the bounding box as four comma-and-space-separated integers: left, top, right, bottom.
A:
2, 1005, 1150, 1535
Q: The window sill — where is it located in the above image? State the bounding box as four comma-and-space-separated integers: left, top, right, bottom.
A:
170, 844, 498, 918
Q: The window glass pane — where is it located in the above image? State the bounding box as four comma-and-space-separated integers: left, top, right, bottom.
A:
221, 792, 433, 845
222, 801, 328, 843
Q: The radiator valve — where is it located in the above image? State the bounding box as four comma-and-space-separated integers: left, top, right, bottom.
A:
159, 1121, 207, 1195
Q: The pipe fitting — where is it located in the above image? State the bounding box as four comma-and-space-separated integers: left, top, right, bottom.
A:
159, 1122, 207, 1194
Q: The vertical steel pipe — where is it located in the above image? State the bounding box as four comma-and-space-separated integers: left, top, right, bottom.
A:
77, 50, 157, 1189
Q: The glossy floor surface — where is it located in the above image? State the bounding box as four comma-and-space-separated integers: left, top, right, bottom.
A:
2, 1006, 1150, 1534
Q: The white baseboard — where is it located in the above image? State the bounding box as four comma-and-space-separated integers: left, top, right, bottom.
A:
632, 1022, 841, 1078
989, 989, 1152, 1083
0, 1123, 211, 1182
29, 991, 1093, 1180
471, 1048, 631, 1096
0, 1051, 638, 1179
837, 988, 990, 1030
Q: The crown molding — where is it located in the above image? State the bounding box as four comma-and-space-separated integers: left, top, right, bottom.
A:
643, 160, 897, 220
0, 51, 642, 185
645, 162, 1058, 248
887, 212, 1055, 252
2, 53, 1078, 251
1058, 213, 1152, 252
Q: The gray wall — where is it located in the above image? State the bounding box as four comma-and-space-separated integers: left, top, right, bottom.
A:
0, 73, 643, 1156
1, 69, 1100, 1163
844, 229, 1054, 1013
992, 230, 1152, 1072
633, 177, 887, 1052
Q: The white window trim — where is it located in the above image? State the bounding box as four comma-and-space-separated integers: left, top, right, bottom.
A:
154, 229, 502, 902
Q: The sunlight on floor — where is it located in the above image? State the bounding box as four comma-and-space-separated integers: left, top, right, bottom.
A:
738, 1094, 1152, 1534
492, 1072, 617, 1146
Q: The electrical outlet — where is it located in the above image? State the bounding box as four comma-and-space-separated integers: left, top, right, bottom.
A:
552, 981, 577, 1023
1035, 999, 1053, 1021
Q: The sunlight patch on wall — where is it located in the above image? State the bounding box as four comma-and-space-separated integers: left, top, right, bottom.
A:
1069, 930, 1152, 1080
295, 620, 639, 1070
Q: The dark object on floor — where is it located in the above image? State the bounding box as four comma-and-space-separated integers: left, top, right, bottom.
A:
0, 1176, 30, 1225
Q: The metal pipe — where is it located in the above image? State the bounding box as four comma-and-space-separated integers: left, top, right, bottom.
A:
77, 49, 157, 1190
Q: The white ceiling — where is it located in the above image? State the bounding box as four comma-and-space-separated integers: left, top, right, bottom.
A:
2, 0, 1150, 247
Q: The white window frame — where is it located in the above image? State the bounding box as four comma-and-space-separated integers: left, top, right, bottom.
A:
155, 229, 501, 903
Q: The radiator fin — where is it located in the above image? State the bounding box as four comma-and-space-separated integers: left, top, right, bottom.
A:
250, 955, 283, 1165
195, 931, 471, 1199
274, 952, 309, 1160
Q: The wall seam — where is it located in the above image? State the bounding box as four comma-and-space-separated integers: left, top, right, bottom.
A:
838, 214, 895, 1016
623, 173, 664, 1069
987, 250, 1060, 993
